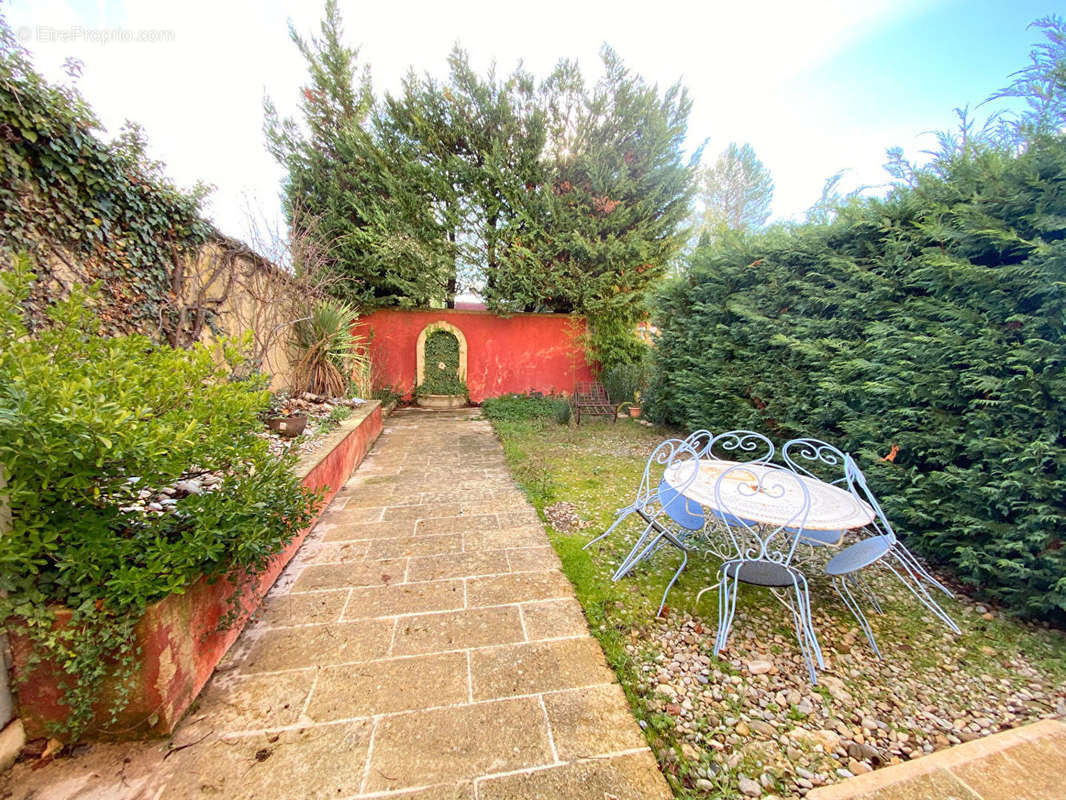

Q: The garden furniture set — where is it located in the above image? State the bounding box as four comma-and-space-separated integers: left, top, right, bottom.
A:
585, 430, 959, 684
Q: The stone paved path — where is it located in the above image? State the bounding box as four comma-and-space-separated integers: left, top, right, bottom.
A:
156, 409, 671, 799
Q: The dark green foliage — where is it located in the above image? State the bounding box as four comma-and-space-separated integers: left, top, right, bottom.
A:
418, 330, 466, 396
268, 3, 695, 360
0, 262, 320, 738
481, 393, 566, 423
647, 136, 1066, 621
554, 399, 572, 425
487, 49, 697, 325
602, 360, 647, 405
382, 47, 546, 301
264, 0, 453, 307
0, 19, 210, 337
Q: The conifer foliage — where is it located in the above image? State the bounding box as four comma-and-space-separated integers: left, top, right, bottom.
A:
648, 137, 1066, 621
266, 3, 696, 366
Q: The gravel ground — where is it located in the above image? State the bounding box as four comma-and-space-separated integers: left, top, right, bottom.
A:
261, 393, 364, 458
632, 573, 1065, 798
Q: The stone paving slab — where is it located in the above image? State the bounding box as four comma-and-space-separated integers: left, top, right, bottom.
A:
807, 718, 1066, 800
153, 408, 672, 799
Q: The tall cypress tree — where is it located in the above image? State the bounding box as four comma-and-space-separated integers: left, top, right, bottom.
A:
264, 0, 452, 306
488, 48, 698, 364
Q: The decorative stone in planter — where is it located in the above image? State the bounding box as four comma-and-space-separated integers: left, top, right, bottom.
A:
9, 401, 383, 740
416, 394, 466, 409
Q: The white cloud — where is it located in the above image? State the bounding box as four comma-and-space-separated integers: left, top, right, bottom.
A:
8, 0, 939, 242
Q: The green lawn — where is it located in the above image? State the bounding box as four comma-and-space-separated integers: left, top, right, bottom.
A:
486, 410, 1066, 799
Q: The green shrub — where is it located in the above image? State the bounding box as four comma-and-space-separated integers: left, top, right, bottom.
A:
0, 261, 320, 738
602, 360, 647, 405
647, 136, 1066, 622
587, 312, 649, 373
553, 398, 572, 425
0, 20, 210, 337
372, 384, 404, 407
481, 393, 563, 423
291, 300, 365, 397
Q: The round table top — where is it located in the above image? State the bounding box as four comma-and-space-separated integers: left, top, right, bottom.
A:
664, 459, 875, 531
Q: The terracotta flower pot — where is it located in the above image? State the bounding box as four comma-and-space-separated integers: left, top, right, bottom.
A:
628, 406, 642, 418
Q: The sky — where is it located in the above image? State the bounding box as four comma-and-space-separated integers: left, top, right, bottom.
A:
5, 0, 1059, 248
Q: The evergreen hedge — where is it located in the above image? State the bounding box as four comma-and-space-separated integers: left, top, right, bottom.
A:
647, 136, 1066, 621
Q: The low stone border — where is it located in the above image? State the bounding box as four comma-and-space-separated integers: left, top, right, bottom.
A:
10, 401, 383, 740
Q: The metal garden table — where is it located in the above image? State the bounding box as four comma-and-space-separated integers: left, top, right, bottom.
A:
664, 459, 875, 541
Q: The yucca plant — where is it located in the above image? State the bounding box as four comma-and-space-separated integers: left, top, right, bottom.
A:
290, 300, 366, 397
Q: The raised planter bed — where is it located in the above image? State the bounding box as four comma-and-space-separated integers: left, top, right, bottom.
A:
9, 401, 383, 740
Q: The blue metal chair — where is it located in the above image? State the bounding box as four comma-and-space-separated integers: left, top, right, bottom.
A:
783, 438, 959, 659
711, 462, 824, 684
583, 430, 713, 552
705, 429, 775, 463
602, 439, 705, 615
782, 438, 850, 549
824, 455, 960, 658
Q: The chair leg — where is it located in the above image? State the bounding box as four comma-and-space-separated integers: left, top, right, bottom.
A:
584, 508, 631, 551
884, 549, 961, 634
833, 574, 883, 660
656, 548, 688, 617
796, 573, 825, 670
714, 567, 740, 657
856, 573, 884, 615
893, 543, 954, 598
611, 521, 659, 581
781, 573, 820, 684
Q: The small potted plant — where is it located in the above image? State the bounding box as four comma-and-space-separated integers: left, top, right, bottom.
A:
628, 390, 642, 418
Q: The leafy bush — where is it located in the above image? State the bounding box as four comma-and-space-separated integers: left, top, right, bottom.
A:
553, 399, 572, 425
0, 261, 320, 738
372, 384, 405, 407
482, 393, 566, 423
587, 312, 649, 374
647, 136, 1066, 621
291, 299, 365, 396
602, 360, 647, 405
418, 330, 466, 396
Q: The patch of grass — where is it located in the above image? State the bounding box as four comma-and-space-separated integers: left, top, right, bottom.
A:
319, 404, 353, 432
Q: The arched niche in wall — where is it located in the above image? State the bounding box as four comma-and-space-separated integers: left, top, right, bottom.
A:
415, 320, 468, 388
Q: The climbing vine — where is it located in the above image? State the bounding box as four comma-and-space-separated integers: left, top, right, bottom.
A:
0, 17, 211, 337
419, 330, 466, 396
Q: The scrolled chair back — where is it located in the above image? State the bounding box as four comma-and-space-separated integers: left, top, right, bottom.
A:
706, 430, 775, 464
782, 437, 848, 484
843, 454, 897, 543
682, 429, 715, 458
713, 462, 812, 564
636, 438, 698, 508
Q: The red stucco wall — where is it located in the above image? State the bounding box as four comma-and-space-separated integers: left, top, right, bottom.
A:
355, 309, 596, 403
